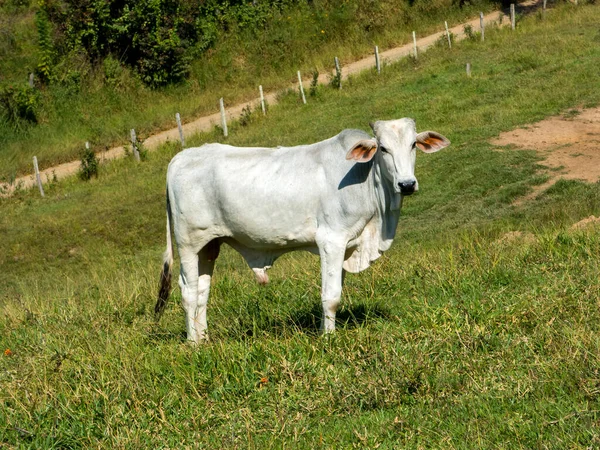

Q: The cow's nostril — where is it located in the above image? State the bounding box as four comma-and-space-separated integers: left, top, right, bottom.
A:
398, 180, 416, 194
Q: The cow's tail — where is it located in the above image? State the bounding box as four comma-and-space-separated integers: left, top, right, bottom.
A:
155, 185, 174, 319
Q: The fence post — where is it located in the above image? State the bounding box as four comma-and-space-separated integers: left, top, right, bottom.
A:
375, 46, 381, 74
412, 31, 418, 59
297, 71, 307, 104
510, 4, 516, 30
33, 156, 44, 197
480, 12, 485, 41
130, 129, 140, 162
466, 62, 471, 77
543, 0, 547, 12
445, 21, 452, 49
28, 73, 34, 88
259, 85, 266, 115
219, 98, 228, 137
175, 113, 185, 147
334, 57, 342, 89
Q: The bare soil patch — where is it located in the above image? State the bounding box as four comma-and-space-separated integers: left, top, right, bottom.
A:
492, 107, 600, 201
570, 215, 600, 231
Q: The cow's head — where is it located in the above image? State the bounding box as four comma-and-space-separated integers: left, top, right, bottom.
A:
346, 119, 450, 195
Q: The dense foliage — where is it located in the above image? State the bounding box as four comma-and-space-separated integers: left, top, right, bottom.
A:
36, 0, 299, 86
0, 84, 39, 129
36, 0, 496, 87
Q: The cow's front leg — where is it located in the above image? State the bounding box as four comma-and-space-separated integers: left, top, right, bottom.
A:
178, 249, 200, 343
195, 262, 214, 342
194, 242, 219, 342
317, 238, 346, 333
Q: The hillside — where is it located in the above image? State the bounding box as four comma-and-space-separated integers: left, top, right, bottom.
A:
2, 2, 600, 448
0, 0, 501, 181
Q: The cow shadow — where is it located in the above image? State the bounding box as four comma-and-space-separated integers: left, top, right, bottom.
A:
338, 160, 373, 190
147, 299, 391, 343
284, 301, 391, 335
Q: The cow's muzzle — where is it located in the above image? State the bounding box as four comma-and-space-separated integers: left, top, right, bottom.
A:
398, 180, 416, 195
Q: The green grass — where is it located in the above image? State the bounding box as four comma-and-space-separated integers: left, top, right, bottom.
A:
0, 0, 501, 181
2, 3, 600, 448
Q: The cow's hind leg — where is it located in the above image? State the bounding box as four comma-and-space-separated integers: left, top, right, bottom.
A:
317, 238, 347, 333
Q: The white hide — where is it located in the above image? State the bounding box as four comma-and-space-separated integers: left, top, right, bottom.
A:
160, 118, 449, 342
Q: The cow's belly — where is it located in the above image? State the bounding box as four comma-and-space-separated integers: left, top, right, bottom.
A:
220, 204, 319, 249
204, 171, 321, 248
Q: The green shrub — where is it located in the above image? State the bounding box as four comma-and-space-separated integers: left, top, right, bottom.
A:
330, 69, 341, 89
239, 105, 253, 127
79, 144, 99, 180
463, 23, 477, 40
34, 6, 54, 83
309, 70, 319, 97
435, 30, 454, 48
0, 84, 39, 129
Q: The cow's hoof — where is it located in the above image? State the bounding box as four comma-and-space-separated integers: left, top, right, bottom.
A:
186, 335, 209, 346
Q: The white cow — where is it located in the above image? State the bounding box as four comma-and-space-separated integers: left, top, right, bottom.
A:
156, 119, 449, 343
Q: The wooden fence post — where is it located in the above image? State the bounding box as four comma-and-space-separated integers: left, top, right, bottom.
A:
28, 73, 34, 88
297, 71, 307, 104
510, 4, 516, 30
219, 98, 228, 137
445, 21, 452, 48
412, 31, 418, 59
259, 85, 266, 115
334, 57, 342, 89
466, 63, 472, 77
375, 46, 381, 74
130, 129, 140, 162
480, 12, 485, 41
33, 156, 44, 197
175, 113, 185, 147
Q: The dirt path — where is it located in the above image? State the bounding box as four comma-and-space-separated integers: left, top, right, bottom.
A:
491, 107, 600, 203
1, 2, 539, 196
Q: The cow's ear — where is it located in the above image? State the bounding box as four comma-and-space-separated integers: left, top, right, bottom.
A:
416, 131, 450, 153
346, 139, 378, 163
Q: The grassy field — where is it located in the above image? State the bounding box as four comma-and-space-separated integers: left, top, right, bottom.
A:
0, 0, 500, 181
2, 3, 600, 448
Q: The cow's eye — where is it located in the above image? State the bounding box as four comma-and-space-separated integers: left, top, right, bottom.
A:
380, 146, 388, 153
411, 141, 417, 150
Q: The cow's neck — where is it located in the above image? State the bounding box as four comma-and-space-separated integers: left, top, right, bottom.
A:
340, 158, 402, 273
372, 160, 402, 253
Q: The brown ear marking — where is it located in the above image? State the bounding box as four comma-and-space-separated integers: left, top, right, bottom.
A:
417, 137, 438, 151
346, 139, 378, 163
416, 131, 450, 153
